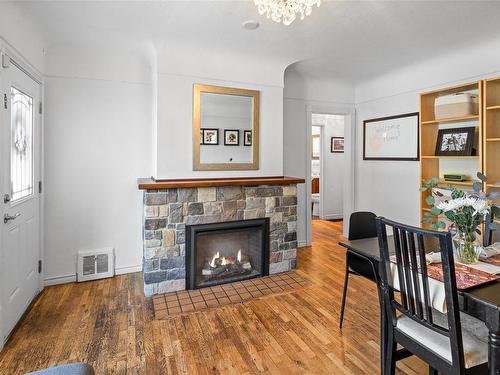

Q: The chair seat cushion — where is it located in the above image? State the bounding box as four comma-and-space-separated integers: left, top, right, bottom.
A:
25, 363, 95, 375
396, 310, 488, 369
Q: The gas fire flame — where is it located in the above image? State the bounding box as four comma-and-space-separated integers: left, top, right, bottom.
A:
210, 251, 220, 268
237, 249, 242, 262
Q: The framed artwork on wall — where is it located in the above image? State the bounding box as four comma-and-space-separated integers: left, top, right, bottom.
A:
202, 128, 219, 145
363, 112, 419, 161
224, 129, 240, 146
244, 130, 252, 146
435, 127, 475, 156
331, 137, 344, 153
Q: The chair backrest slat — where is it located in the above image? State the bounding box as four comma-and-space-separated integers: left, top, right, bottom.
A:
376, 217, 466, 369
417, 234, 434, 325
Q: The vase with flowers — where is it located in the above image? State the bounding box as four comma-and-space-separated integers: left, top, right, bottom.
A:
420, 172, 499, 264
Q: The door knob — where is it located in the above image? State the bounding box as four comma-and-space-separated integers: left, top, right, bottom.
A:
3, 194, 10, 203
4, 213, 20, 223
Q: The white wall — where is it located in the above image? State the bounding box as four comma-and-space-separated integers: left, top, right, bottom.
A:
354, 36, 500, 226
0, 2, 46, 73
43, 45, 152, 284
155, 46, 286, 179
284, 67, 355, 245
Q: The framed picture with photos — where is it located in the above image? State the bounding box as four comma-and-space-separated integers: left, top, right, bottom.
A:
244, 130, 252, 146
202, 128, 219, 145
435, 127, 475, 156
224, 129, 240, 146
331, 137, 344, 153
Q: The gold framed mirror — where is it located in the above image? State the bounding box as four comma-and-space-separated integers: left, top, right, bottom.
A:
193, 83, 260, 171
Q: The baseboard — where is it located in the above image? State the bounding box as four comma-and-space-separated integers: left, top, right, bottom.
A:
44, 264, 142, 286
322, 214, 343, 220
297, 240, 308, 248
115, 264, 142, 275
44, 274, 76, 286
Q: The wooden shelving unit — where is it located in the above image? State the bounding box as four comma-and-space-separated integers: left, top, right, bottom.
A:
484, 77, 500, 206
419, 81, 483, 225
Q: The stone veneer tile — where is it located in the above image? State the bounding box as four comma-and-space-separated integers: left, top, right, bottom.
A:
142, 184, 298, 296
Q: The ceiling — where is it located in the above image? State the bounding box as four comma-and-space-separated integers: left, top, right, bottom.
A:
12, 0, 500, 83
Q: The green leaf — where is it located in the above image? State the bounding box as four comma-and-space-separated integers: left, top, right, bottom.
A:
426, 195, 435, 206
424, 212, 432, 217
437, 221, 446, 229
422, 219, 432, 224
430, 207, 442, 216
431, 223, 438, 230
445, 211, 455, 221
419, 187, 427, 192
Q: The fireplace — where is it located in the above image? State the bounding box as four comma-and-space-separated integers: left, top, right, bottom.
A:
185, 218, 270, 289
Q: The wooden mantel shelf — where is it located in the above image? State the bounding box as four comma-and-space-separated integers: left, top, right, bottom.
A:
138, 176, 305, 190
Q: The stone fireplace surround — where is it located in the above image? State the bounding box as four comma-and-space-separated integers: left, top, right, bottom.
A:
138, 176, 304, 296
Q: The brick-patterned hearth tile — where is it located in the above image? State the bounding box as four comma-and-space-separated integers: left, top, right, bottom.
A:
194, 301, 207, 309
259, 288, 272, 295
177, 291, 189, 299
214, 291, 226, 298
189, 290, 202, 297
247, 285, 258, 292
191, 295, 204, 303
203, 293, 216, 301
179, 298, 193, 306
206, 299, 220, 308
200, 288, 213, 295
211, 286, 223, 292
181, 304, 195, 312
168, 306, 182, 314
270, 287, 282, 293
165, 294, 178, 302
240, 292, 252, 300
225, 289, 238, 297
229, 295, 242, 303
250, 290, 263, 298
167, 301, 180, 308
218, 297, 230, 304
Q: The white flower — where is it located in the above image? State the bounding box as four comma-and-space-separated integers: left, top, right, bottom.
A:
436, 196, 490, 216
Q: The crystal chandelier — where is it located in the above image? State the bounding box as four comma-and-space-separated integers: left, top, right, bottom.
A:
254, 0, 321, 26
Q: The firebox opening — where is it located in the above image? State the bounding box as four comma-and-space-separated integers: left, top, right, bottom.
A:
186, 218, 270, 289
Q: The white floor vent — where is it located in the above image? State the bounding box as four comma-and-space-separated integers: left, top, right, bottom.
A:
77, 248, 115, 282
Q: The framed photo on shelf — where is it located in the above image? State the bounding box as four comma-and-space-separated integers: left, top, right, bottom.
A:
331, 137, 344, 153
363, 112, 419, 161
224, 129, 240, 146
244, 130, 252, 146
202, 128, 219, 145
435, 127, 475, 156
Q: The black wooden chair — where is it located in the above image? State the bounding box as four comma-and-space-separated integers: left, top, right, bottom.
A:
376, 217, 489, 375
484, 204, 498, 247
339, 211, 379, 328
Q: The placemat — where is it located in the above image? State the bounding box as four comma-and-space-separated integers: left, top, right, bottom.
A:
390, 255, 498, 291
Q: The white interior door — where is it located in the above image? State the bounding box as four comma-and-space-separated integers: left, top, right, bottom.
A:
1, 58, 42, 347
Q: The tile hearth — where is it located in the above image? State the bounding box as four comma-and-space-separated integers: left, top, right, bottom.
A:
152, 271, 309, 319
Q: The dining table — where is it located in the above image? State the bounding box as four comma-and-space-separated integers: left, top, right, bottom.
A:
339, 236, 500, 375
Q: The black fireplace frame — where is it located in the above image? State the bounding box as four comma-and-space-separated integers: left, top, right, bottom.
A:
185, 218, 270, 290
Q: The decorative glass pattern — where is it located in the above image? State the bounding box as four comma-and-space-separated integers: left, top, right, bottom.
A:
10, 87, 34, 201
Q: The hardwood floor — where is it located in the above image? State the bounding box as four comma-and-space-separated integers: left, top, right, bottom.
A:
0, 220, 427, 374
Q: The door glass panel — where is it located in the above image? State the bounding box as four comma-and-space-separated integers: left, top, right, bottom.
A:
10, 87, 34, 201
